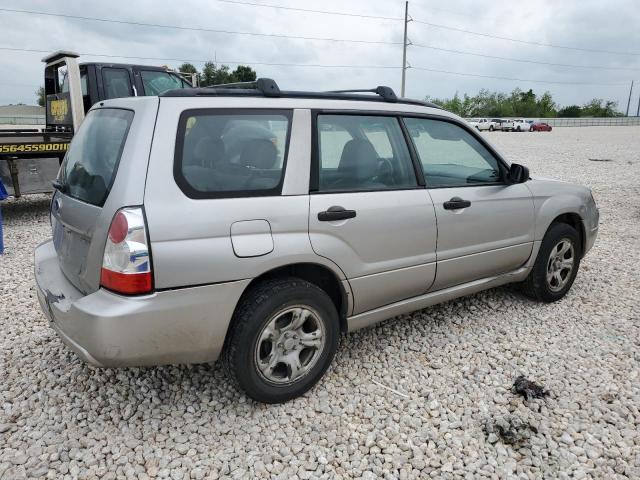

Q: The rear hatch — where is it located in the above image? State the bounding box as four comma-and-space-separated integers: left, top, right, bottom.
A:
50, 98, 157, 294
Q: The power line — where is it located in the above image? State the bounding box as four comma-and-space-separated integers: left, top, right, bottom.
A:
412, 19, 640, 57
3, 6, 638, 61
1, 46, 630, 88
411, 43, 640, 72
410, 67, 629, 86
213, 0, 475, 21
0, 7, 401, 45
0, 46, 399, 69
212, 0, 403, 20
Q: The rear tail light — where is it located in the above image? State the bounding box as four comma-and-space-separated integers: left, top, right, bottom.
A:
100, 207, 153, 295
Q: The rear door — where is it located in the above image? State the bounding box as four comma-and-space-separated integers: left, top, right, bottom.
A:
308, 113, 438, 315
403, 116, 534, 290
50, 99, 158, 294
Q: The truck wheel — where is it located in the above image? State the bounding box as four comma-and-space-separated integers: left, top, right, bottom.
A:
489, 125, 494, 131
522, 223, 581, 303
223, 277, 340, 403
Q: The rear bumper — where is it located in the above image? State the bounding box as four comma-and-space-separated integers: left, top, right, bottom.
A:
34, 240, 250, 367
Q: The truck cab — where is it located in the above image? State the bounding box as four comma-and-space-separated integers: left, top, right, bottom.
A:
1, 51, 192, 197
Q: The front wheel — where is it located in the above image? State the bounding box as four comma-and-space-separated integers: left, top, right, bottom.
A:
529, 127, 534, 132
222, 277, 340, 403
489, 125, 494, 131
522, 223, 581, 302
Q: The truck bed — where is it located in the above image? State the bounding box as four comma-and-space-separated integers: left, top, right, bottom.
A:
0, 131, 72, 157
0, 131, 72, 197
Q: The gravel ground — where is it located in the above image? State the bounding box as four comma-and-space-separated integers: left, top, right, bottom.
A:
1, 126, 639, 479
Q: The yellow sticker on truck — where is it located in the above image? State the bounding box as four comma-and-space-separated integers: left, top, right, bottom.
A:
0, 143, 69, 153
50, 99, 69, 123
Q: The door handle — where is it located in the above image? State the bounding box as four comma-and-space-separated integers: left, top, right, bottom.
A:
318, 206, 357, 221
443, 197, 471, 210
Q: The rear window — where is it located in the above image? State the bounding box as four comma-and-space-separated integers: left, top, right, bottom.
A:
175, 109, 291, 199
58, 108, 133, 206
141, 70, 188, 95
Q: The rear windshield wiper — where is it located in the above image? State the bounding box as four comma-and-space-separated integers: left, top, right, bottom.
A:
52, 179, 68, 194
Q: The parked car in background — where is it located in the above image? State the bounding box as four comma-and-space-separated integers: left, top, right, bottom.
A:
503, 119, 530, 132
530, 122, 553, 132
467, 118, 498, 131
34, 79, 599, 403
490, 119, 506, 131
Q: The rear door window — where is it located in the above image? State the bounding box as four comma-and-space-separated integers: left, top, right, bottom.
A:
316, 115, 417, 192
58, 108, 133, 206
175, 110, 291, 198
102, 68, 133, 99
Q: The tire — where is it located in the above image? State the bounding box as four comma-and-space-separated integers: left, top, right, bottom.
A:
489, 125, 494, 131
222, 277, 340, 403
522, 223, 581, 302
517, 126, 522, 132
529, 127, 534, 132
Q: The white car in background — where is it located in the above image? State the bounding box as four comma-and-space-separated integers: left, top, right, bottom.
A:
467, 118, 497, 131
504, 119, 532, 132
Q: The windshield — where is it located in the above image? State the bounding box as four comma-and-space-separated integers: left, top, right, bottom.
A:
140, 70, 188, 95
58, 108, 134, 206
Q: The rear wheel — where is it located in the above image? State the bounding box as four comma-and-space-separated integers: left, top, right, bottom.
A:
489, 125, 494, 131
522, 223, 581, 302
223, 277, 339, 403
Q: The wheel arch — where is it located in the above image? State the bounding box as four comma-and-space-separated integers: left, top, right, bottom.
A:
547, 212, 586, 256
233, 262, 351, 334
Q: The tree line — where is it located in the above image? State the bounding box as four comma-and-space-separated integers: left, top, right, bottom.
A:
425, 88, 623, 118
177, 62, 257, 86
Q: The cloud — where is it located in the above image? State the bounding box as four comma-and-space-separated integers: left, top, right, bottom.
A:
0, 0, 638, 110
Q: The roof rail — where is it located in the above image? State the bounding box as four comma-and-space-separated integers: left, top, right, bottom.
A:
326, 86, 398, 103
204, 78, 281, 97
160, 80, 440, 109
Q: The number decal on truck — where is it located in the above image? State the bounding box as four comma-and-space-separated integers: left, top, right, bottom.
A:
0, 143, 69, 153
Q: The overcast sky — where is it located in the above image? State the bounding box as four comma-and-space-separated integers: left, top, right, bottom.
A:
1, 0, 639, 111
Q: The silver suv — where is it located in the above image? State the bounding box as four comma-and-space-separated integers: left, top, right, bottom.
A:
34, 79, 599, 403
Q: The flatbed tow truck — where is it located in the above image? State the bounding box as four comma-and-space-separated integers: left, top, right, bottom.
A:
0, 51, 192, 197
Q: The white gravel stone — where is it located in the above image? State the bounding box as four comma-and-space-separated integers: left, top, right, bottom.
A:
0, 127, 639, 479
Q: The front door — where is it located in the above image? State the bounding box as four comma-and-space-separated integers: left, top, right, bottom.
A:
308, 113, 438, 315
403, 116, 535, 290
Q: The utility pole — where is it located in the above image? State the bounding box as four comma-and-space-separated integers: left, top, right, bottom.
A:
625, 80, 634, 116
401, 1, 409, 97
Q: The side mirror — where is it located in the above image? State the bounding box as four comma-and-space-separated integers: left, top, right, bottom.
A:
508, 163, 529, 184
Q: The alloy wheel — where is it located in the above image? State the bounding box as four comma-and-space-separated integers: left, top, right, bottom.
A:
254, 306, 326, 385
546, 238, 575, 292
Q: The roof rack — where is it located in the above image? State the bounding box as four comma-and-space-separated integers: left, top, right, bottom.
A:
326, 86, 398, 103
198, 78, 281, 97
161, 77, 439, 108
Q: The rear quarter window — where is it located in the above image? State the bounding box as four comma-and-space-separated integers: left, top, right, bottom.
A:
58, 108, 133, 206
174, 109, 292, 199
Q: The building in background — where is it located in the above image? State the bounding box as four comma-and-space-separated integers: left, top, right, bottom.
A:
0, 105, 45, 129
